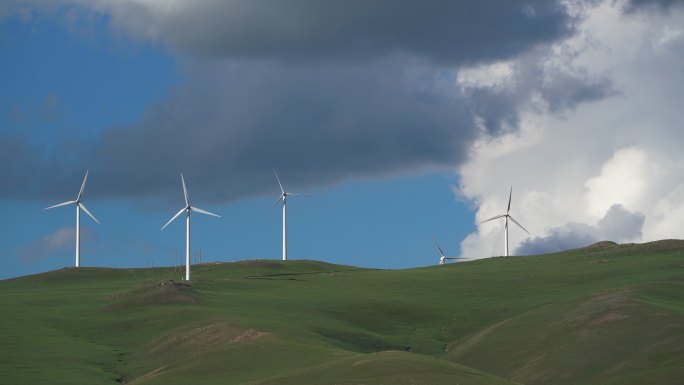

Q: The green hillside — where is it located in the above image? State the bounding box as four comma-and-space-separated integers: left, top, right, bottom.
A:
2, 240, 683, 384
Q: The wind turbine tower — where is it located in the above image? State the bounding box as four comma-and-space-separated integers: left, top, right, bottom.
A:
481, 187, 530, 257
271, 170, 305, 261
162, 174, 220, 281
45, 170, 100, 267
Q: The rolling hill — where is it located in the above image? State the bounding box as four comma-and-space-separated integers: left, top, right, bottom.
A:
2, 240, 683, 384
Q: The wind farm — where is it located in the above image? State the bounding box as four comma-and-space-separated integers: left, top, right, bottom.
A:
11, 169, 681, 384
4, 1, 684, 384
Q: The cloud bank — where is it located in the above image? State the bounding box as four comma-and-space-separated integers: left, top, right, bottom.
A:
2, 0, 616, 203
457, 1, 684, 258
3, 0, 683, 258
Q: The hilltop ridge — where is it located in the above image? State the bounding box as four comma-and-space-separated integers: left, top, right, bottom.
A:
1, 241, 683, 384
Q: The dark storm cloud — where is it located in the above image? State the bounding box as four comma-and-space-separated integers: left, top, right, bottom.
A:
1, 55, 617, 202
109, 0, 575, 65
1, 1, 619, 202
516, 204, 645, 255
624, 0, 684, 12
83, 52, 614, 202
539, 72, 616, 112
459, 46, 616, 135
0, 133, 83, 200
88, 58, 477, 201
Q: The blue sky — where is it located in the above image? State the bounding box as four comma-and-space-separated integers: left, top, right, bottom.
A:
2, 1, 684, 279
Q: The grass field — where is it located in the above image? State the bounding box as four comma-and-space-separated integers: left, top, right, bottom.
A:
2, 240, 683, 384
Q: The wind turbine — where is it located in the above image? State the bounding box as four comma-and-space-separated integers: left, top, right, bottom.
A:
45, 170, 100, 267
270, 170, 305, 261
481, 186, 530, 257
434, 240, 469, 265
162, 173, 220, 281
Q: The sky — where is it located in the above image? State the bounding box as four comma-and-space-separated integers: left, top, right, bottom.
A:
1, 0, 683, 279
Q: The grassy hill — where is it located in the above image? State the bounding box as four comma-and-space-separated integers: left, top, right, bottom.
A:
2, 240, 683, 384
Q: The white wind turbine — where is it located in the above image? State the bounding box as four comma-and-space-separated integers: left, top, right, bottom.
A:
162, 173, 220, 281
481, 186, 530, 257
434, 240, 469, 265
45, 170, 100, 267
270, 170, 305, 261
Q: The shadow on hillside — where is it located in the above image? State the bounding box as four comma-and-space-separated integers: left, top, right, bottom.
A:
245, 268, 371, 281
102, 280, 198, 310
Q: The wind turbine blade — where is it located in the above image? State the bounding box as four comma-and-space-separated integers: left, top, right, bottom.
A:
286, 193, 312, 197
162, 208, 186, 230
77, 170, 89, 201
445, 257, 470, 260
508, 215, 530, 235
78, 203, 100, 224
266, 194, 284, 215
181, 173, 189, 206
45, 200, 76, 210
507, 186, 512, 214
433, 240, 446, 257
481, 214, 505, 223
191, 206, 220, 217
273, 169, 284, 193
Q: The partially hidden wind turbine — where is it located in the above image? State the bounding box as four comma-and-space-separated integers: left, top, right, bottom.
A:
45, 170, 100, 267
270, 170, 305, 261
162, 173, 220, 281
481, 186, 530, 257
434, 240, 469, 265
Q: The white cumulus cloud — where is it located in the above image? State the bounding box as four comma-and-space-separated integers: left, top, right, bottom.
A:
17, 226, 75, 262
456, 0, 684, 258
